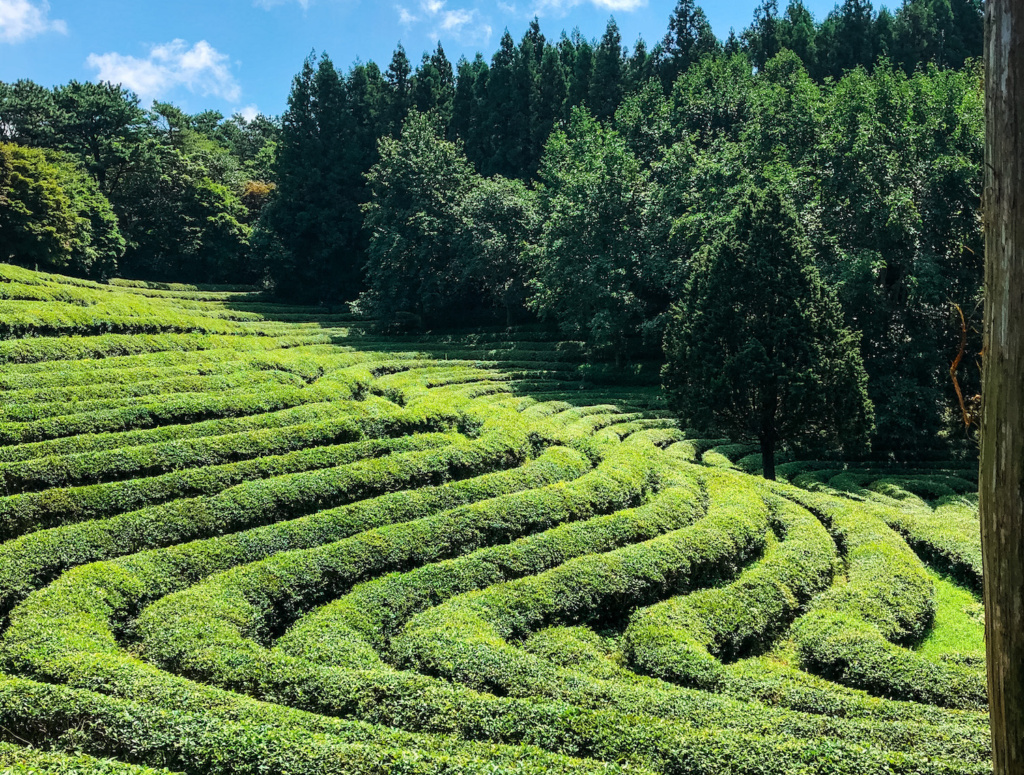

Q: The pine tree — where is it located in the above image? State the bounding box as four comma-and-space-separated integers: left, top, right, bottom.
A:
590, 19, 625, 120
778, 0, 818, 71
663, 185, 873, 479
660, 0, 720, 87
532, 45, 568, 166
744, 0, 782, 71
385, 44, 413, 134
567, 30, 594, 109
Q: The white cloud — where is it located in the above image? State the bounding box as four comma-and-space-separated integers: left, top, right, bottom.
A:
397, 0, 491, 44
239, 104, 260, 122
396, 4, 418, 24
531, 0, 646, 16
0, 0, 66, 44
253, 0, 311, 8
86, 39, 242, 103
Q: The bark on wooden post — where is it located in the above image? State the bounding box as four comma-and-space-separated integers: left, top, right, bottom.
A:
980, 0, 1024, 771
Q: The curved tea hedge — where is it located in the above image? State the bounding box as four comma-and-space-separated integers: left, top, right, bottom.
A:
0, 265, 989, 773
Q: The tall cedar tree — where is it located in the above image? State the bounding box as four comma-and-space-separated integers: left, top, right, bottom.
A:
260, 55, 364, 301
663, 186, 873, 479
532, 45, 568, 161
385, 45, 413, 134
413, 44, 455, 126
660, 0, 720, 87
745, 0, 782, 71
590, 19, 624, 119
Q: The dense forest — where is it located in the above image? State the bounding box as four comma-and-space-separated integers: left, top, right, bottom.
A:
0, 0, 984, 459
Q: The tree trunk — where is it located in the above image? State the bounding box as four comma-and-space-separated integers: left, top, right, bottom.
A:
980, 2, 1024, 771
759, 434, 776, 481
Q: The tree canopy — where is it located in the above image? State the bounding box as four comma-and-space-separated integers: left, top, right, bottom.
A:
662, 185, 874, 478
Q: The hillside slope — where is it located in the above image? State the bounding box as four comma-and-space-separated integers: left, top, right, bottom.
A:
0, 265, 987, 774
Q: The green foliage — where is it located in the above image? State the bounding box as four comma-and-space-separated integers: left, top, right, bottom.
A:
663, 185, 873, 477
455, 176, 540, 323
783, 484, 987, 709
0, 144, 123, 278
624, 490, 836, 689
257, 54, 374, 301
0, 81, 262, 284
362, 111, 477, 322
0, 267, 993, 775
533, 108, 661, 358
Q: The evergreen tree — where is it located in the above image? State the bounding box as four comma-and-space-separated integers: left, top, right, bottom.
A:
660, 0, 720, 87
874, 7, 896, 61
744, 0, 782, 71
567, 30, 594, 109
532, 45, 568, 165
47, 81, 149, 198
0, 80, 56, 145
413, 44, 455, 125
663, 185, 873, 479
521, 17, 546, 69
778, 0, 818, 71
625, 37, 656, 91
514, 27, 541, 175
468, 56, 492, 166
723, 29, 742, 57
258, 55, 362, 300
823, 0, 877, 77
385, 44, 413, 133
590, 19, 625, 120
450, 56, 477, 143
482, 31, 518, 176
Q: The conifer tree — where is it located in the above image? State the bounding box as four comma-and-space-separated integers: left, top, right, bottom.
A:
778, 0, 818, 71
663, 185, 873, 479
450, 56, 477, 143
385, 44, 413, 134
568, 31, 594, 109
532, 45, 568, 165
260, 55, 363, 300
744, 0, 782, 71
590, 19, 625, 119
625, 37, 656, 91
413, 44, 455, 125
660, 0, 719, 87
723, 29, 742, 57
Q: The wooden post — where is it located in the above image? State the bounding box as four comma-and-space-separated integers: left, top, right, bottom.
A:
980, 0, 1024, 771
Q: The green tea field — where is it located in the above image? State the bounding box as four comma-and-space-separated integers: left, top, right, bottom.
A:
0, 264, 987, 774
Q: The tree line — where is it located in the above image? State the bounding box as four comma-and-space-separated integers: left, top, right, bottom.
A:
0, 80, 278, 283
0, 0, 984, 461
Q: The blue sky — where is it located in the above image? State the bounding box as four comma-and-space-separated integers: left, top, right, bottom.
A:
0, 0, 840, 119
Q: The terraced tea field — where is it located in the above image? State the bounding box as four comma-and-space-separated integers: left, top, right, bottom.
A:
0, 264, 988, 774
